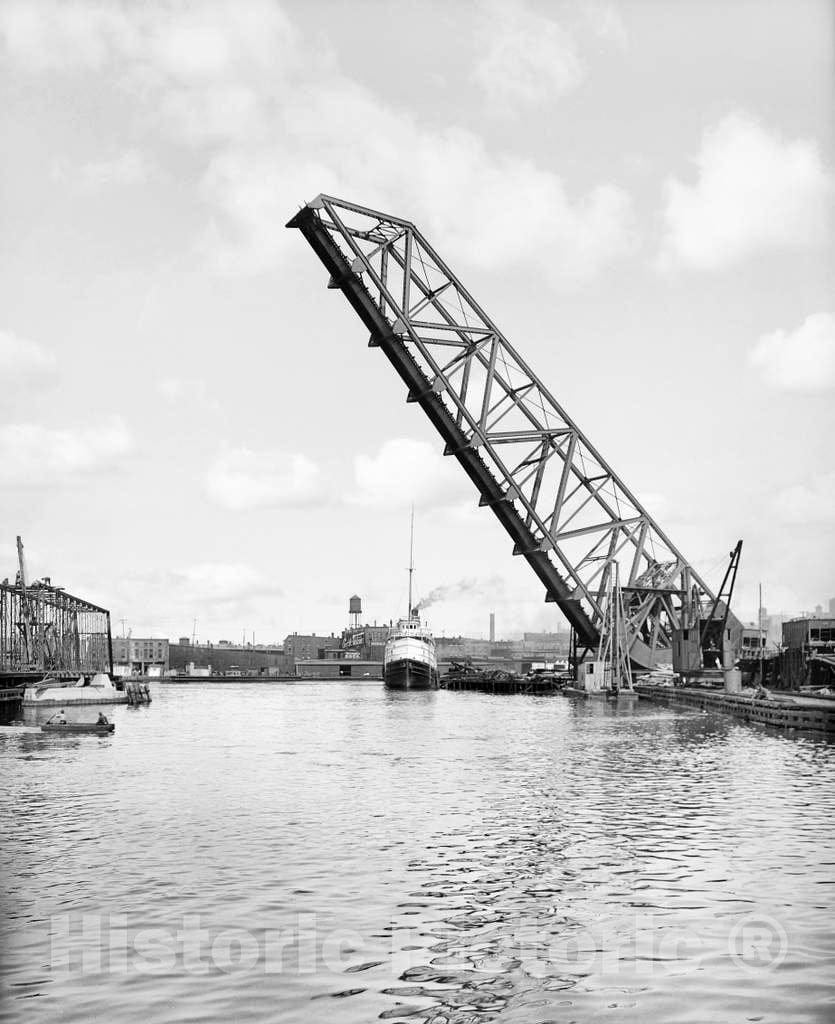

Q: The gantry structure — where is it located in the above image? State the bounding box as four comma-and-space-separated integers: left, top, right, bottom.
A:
0, 546, 113, 677
288, 195, 741, 670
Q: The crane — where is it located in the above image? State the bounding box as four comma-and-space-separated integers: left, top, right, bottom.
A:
16, 535, 35, 668
288, 195, 742, 671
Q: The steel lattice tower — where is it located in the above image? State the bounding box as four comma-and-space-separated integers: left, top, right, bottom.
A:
288, 195, 740, 670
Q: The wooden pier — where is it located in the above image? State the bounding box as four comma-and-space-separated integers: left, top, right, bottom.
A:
0, 686, 23, 724
636, 683, 835, 734
125, 680, 152, 705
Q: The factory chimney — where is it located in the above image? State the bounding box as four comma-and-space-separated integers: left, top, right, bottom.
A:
489, 612, 495, 643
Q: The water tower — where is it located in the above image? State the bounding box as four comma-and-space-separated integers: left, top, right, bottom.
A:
349, 594, 362, 629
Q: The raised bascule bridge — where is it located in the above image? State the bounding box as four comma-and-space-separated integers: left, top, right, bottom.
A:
288, 195, 742, 674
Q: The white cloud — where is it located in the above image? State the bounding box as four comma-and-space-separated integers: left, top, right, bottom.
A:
639, 492, 672, 521
0, 417, 131, 486
110, 560, 284, 636
0, 0, 297, 79
659, 111, 834, 270
410, 131, 636, 281
155, 376, 219, 410
771, 472, 835, 526
472, 0, 584, 109
0, 0, 635, 286
350, 438, 472, 511
0, 1, 132, 70
0, 0, 300, 140
53, 148, 160, 189
749, 312, 835, 393
155, 376, 187, 401
0, 329, 57, 382
200, 102, 636, 283
198, 149, 334, 275
205, 445, 322, 510
580, 2, 628, 49
165, 561, 282, 605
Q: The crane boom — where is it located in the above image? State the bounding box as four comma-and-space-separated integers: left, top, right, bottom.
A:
16, 535, 34, 666
288, 195, 742, 669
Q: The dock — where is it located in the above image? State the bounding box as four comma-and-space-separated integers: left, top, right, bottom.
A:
636, 683, 835, 734
561, 684, 638, 700
0, 686, 24, 724
443, 674, 564, 695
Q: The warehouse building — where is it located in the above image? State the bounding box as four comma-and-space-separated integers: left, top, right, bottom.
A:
781, 617, 835, 688
112, 637, 169, 677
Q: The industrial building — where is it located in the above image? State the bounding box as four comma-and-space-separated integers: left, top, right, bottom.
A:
112, 637, 169, 677
283, 633, 342, 662
341, 624, 390, 661
781, 617, 835, 688
739, 626, 768, 659
168, 640, 289, 677
283, 597, 391, 673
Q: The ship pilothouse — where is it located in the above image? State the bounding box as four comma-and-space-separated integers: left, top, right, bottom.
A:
383, 512, 439, 690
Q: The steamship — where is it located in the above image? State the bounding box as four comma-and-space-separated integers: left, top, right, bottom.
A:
383, 512, 439, 690
383, 613, 439, 690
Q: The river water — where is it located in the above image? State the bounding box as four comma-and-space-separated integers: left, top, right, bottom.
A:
2, 682, 834, 1023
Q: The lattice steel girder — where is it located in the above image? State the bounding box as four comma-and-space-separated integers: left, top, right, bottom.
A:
0, 581, 111, 673
288, 195, 741, 669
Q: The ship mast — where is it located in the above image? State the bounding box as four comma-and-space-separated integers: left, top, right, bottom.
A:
407, 506, 415, 619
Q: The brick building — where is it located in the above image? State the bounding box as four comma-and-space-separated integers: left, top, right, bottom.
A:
112, 637, 169, 676
341, 624, 390, 661
283, 633, 343, 662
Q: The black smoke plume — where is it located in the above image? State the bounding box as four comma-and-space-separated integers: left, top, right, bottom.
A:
413, 575, 503, 613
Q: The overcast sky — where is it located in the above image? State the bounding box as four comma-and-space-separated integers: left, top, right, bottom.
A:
1, 0, 833, 643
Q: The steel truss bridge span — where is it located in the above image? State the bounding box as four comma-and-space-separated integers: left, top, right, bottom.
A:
288, 195, 740, 671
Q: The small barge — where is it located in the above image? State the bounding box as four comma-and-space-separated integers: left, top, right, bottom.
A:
443, 668, 565, 694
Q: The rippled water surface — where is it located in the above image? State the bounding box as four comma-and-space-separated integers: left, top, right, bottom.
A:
2, 682, 834, 1023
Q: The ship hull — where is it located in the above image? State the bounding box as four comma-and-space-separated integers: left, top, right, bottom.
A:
383, 657, 439, 690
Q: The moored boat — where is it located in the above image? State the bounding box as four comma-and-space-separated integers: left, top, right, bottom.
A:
384, 615, 439, 690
